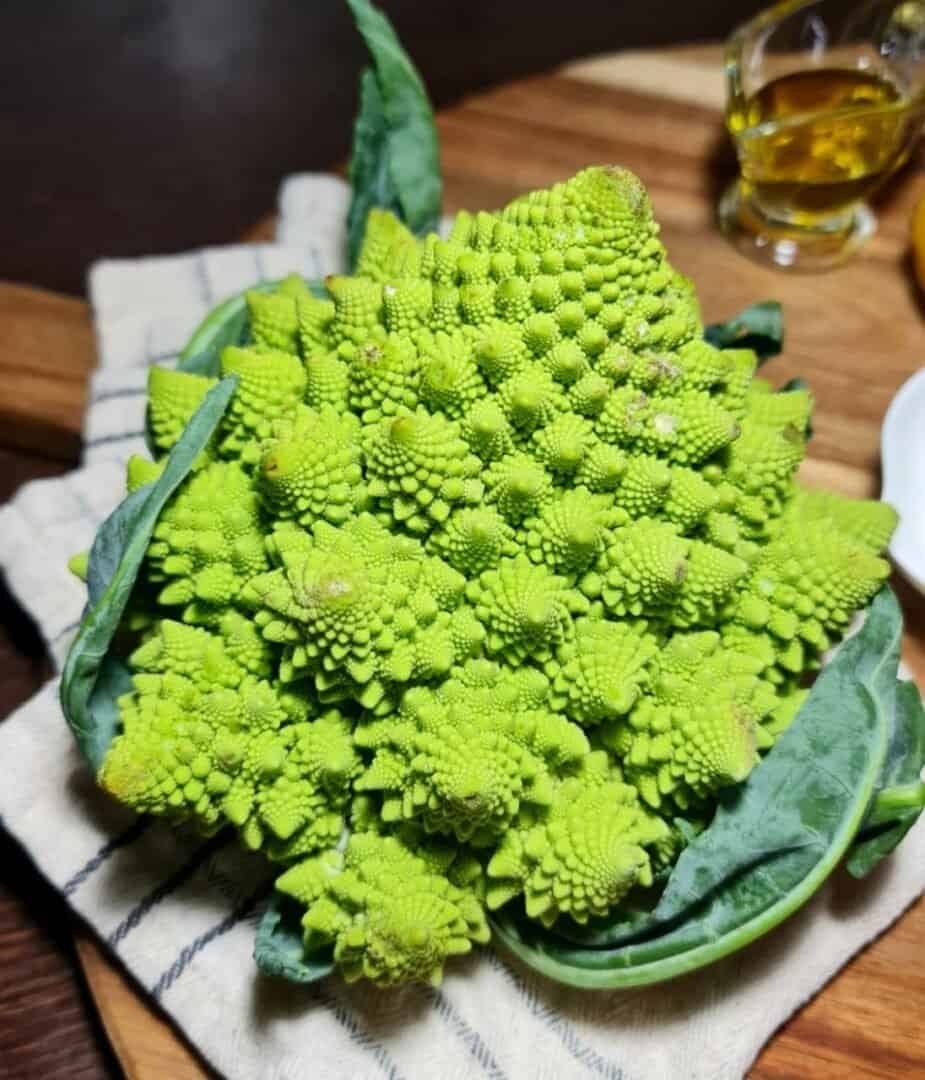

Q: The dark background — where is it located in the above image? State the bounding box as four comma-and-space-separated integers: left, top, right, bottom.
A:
3, 0, 766, 296
2, 3, 764, 1077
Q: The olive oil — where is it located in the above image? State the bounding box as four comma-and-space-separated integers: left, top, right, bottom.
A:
728, 69, 912, 222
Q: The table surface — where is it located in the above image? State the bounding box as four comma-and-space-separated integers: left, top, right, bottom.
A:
2, 43, 925, 1080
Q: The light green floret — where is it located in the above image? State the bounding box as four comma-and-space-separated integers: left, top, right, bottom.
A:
362, 408, 484, 534
354, 675, 587, 846
600, 632, 777, 810
246, 280, 301, 353
147, 367, 216, 454
744, 380, 813, 430
343, 333, 420, 422
427, 507, 520, 575
485, 756, 670, 926
665, 541, 749, 628
257, 405, 364, 528
242, 515, 481, 710
126, 453, 166, 493
145, 461, 269, 625
303, 351, 349, 412
574, 443, 627, 492
466, 555, 588, 665
729, 519, 891, 667
544, 618, 658, 726
296, 292, 336, 357
541, 340, 590, 385
597, 387, 740, 465
780, 486, 899, 552
382, 280, 433, 334
415, 329, 487, 418
497, 362, 569, 436
615, 454, 672, 517
568, 371, 612, 418
521, 488, 625, 576
218, 346, 307, 465
327, 275, 384, 346
582, 518, 688, 617
460, 398, 516, 461
100, 620, 359, 856
724, 417, 805, 509
354, 208, 421, 282
531, 413, 598, 477
275, 834, 489, 987
661, 465, 719, 532
130, 616, 273, 684
626, 350, 684, 395
484, 452, 554, 523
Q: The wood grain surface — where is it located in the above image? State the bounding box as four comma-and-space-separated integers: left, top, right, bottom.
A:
2, 43, 925, 1080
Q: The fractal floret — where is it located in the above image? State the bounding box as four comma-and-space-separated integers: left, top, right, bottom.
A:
93, 166, 896, 986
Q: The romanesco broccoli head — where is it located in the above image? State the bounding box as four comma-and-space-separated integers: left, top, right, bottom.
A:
93, 166, 897, 986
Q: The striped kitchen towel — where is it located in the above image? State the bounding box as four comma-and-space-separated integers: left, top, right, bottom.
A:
1, 173, 923, 1080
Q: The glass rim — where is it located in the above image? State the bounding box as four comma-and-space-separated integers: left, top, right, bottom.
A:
724, 0, 925, 117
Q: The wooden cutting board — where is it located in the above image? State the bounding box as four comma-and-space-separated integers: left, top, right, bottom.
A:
5, 43, 924, 1080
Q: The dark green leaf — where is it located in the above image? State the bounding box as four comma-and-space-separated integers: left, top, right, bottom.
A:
345, 0, 441, 268
61, 378, 239, 771
848, 678, 925, 877
491, 587, 903, 988
704, 300, 784, 362
254, 895, 334, 983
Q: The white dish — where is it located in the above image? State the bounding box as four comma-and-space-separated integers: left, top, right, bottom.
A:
881, 367, 925, 594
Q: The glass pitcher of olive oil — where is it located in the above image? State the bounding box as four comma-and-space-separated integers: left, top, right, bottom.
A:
720, 0, 925, 270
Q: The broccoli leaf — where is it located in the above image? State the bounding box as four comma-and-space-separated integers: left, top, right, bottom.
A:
848, 678, 925, 877
491, 586, 903, 988
345, 0, 441, 269
704, 300, 784, 362
60, 378, 239, 771
254, 894, 334, 983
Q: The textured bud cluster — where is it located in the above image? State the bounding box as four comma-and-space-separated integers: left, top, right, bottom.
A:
102, 167, 895, 987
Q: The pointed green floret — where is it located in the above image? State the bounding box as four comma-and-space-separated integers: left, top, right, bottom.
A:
276, 833, 489, 987
218, 346, 307, 465
362, 407, 484, 534
145, 461, 269, 625
101, 619, 358, 856
147, 366, 217, 454
242, 515, 480, 710
355, 670, 586, 846
600, 631, 778, 809
521, 488, 624, 576
545, 617, 657, 726
486, 760, 670, 925
90, 165, 903, 988
246, 285, 300, 353
355, 209, 421, 282
427, 507, 520, 575
466, 555, 587, 664
257, 405, 364, 528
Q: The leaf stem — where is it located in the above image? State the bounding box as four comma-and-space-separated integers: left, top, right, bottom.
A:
868, 781, 925, 824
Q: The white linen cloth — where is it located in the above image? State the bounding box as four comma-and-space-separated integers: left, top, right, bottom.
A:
1, 173, 922, 1080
